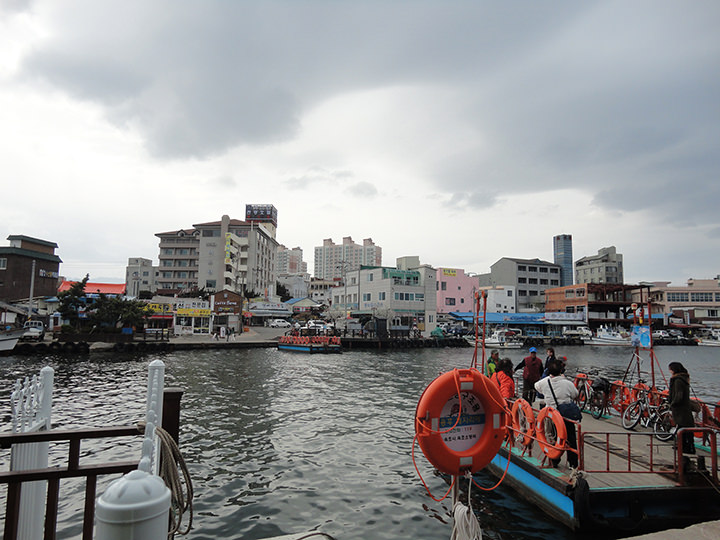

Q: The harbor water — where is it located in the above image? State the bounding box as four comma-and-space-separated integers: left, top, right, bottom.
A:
0, 344, 718, 539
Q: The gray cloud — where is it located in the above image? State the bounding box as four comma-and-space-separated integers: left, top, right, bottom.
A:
346, 181, 378, 198
284, 168, 355, 190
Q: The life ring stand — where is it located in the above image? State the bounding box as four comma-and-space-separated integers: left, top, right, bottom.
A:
535, 406, 567, 461
511, 398, 535, 447
415, 368, 507, 475
609, 380, 631, 413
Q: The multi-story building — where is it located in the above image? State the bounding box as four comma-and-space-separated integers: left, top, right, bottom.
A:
154, 228, 200, 293
329, 256, 437, 335
436, 268, 480, 322
478, 286, 517, 314
545, 283, 638, 328
0, 235, 62, 303
125, 257, 158, 297
277, 273, 310, 300
308, 277, 337, 306
313, 237, 382, 279
553, 234, 573, 287
276, 245, 307, 274
478, 257, 562, 312
636, 278, 720, 327
152, 208, 278, 298
575, 246, 624, 284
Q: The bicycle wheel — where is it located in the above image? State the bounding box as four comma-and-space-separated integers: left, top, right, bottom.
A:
577, 387, 588, 411
622, 400, 642, 429
653, 409, 675, 441
589, 390, 606, 419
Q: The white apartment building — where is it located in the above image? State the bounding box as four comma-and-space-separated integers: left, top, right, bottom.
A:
639, 278, 720, 326
329, 256, 437, 336
313, 236, 382, 279
153, 212, 278, 298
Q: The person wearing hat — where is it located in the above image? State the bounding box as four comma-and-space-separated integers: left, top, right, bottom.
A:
514, 346, 544, 403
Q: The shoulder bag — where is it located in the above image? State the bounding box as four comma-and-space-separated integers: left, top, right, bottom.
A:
548, 378, 582, 421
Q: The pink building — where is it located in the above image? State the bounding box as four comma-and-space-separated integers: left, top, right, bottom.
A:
435, 268, 480, 319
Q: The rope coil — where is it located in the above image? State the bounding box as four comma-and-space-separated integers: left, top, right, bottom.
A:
137, 422, 194, 537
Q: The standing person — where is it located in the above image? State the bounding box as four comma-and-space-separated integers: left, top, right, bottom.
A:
544, 347, 557, 376
668, 362, 696, 461
535, 359, 580, 468
515, 347, 544, 403
486, 350, 499, 377
491, 358, 516, 400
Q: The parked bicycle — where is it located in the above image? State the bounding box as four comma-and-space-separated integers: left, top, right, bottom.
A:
621, 385, 673, 441
574, 372, 611, 420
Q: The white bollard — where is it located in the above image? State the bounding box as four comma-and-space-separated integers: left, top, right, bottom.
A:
95, 469, 171, 540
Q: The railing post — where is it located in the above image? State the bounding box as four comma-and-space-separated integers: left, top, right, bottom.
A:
162, 388, 184, 445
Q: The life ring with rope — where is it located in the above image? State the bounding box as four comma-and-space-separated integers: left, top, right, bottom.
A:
511, 398, 535, 447
535, 406, 567, 460
415, 368, 507, 475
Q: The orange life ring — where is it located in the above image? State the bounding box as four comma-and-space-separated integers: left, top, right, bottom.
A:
535, 406, 567, 460
573, 373, 589, 388
631, 382, 649, 401
511, 398, 535, 447
415, 368, 507, 475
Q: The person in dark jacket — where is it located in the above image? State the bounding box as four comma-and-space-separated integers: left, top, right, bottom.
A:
515, 347, 543, 403
668, 361, 695, 456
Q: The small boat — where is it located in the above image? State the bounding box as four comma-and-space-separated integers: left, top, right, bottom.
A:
277, 335, 342, 354
464, 329, 523, 349
0, 328, 25, 352
697, 338, 720, 347
587, 326, 632, 346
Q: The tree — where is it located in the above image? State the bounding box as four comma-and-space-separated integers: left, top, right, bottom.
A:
276, 282, 292, 302
57, 274, 89, 329
87, 296, 153, 329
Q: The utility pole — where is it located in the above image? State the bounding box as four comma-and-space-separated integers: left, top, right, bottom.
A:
28, 260, 36, 320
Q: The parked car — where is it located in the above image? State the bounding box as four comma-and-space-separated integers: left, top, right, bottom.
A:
269, 319, 291, 328
667, 329, 684, 339
21, 320, 45, 341
652, 330, 670, 339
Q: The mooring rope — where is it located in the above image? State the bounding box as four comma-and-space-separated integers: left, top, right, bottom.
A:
450, 473, 482, 540
137, 421, 194, 537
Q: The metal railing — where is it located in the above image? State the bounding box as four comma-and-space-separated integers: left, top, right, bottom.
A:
0, 388, 183, 540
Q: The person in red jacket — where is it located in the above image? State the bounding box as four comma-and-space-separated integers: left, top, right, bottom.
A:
491, 358, 516, 399
514, 347, 543, 403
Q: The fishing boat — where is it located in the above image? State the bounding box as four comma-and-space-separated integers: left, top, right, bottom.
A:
464, 328, 523, 349
0, 328, 25, 352
587, 325, 632, 346
277, 335, 342, 354
697, 338, 720, 347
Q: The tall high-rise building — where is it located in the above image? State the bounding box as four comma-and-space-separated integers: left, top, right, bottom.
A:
553, 234, 574, 287
276, 245, 307, 274
313, 237, 382, 279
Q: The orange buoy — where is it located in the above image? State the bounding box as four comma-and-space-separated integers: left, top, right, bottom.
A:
415, 368, 507, 475
609, 381, 631, 413
511, 398, 535, 447
535, 407, 567, 460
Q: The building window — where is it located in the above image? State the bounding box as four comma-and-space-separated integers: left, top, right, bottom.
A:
550, 268, 559, 274
518, 277, 527, 283
565, 306, 575, 313
445, 298, 456, 306
667, 292, 689, 302
540, 279, 548, 285
507, 290, 513, 297
517, 265, 526, 271
363, 293, 371, 301
551, 280, 559, 286
518, 290, 527, 296
441, 282, 447, 291
367, 273, 374, 282
539, 267, 548, 273
575, 289, 585, 297
206, 280, 216, 288
691, 292, 713, 302
0, 258, 6, 270
529, 278, 538, 284
379, 292, 386, 301
528, 266, 537, 272
415, 293, 424, 301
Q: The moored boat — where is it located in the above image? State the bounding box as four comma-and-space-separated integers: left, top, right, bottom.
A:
697, 338, 720, 347
0, 328, 25, 352
587, 325, 632, 346
277, 335, 342, 354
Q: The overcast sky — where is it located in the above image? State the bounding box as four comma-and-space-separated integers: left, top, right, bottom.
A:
1, 1, 718, 286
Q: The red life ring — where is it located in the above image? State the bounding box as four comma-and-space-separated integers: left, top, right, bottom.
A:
573, 373, 589, 388
631, 382, 649, 401
511, 398, 535, 447
415, 368, 507, 475
535, 406, 567, 460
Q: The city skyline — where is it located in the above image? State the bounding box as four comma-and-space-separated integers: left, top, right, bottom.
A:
1, 2, 718, 287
